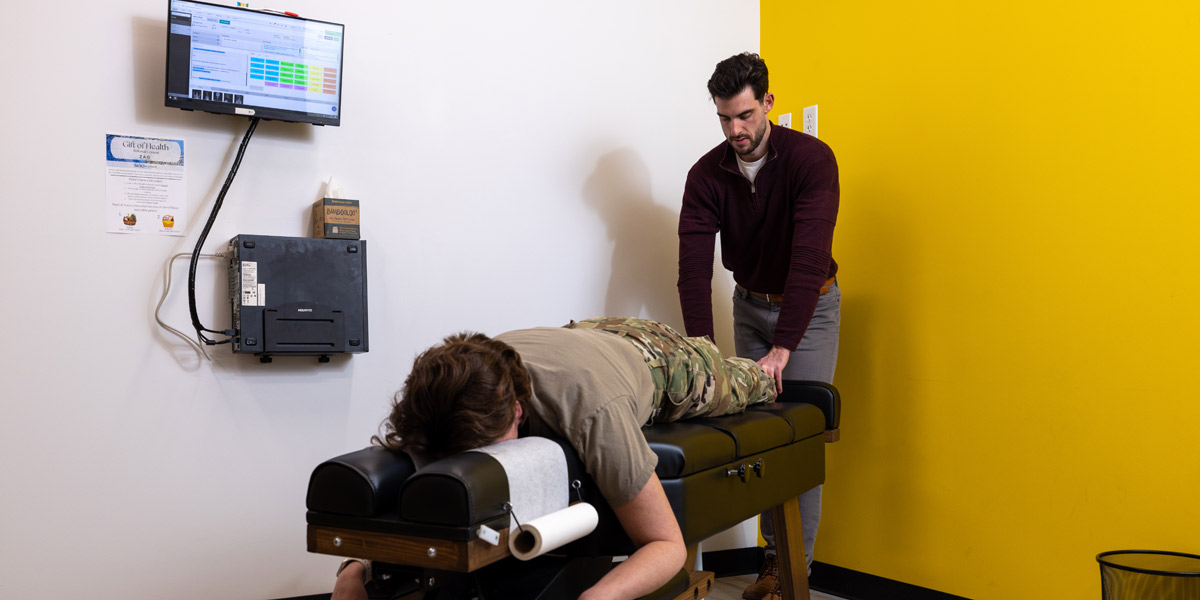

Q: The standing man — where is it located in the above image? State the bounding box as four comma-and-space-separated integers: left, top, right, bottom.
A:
677, 52, 841, 600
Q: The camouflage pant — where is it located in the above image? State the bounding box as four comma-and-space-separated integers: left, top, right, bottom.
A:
564, 317, 776, 423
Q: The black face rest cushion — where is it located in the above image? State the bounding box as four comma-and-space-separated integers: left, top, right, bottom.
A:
307, 447, 415, 517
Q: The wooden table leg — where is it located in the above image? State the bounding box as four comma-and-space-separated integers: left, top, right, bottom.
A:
770, 496, 811, 600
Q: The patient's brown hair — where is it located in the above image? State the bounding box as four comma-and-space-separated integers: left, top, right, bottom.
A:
375, 332, 532, 461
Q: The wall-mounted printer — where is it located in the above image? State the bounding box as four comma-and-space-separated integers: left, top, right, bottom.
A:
228, 234, 368, 362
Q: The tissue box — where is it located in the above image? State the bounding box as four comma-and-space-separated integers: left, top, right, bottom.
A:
312, 198, 360, 239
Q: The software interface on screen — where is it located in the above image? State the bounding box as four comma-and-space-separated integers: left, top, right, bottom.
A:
166, 0, 343, 122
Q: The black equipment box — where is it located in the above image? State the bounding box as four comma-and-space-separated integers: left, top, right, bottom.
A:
228, 234, 368, 359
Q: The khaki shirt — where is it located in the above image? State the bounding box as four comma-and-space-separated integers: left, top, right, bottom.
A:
496, 327, 657, 507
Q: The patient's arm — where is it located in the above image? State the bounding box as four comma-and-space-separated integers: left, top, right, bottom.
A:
330, 560, 367, 600
578, 473, 686, 600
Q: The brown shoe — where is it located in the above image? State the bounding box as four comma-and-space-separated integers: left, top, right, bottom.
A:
761, 586, 784, 600
741, 553, 778, 600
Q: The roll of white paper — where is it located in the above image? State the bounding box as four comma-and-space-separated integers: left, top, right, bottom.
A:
508, 502, 599, 561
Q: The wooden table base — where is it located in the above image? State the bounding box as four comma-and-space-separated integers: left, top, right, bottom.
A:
770, 496, 811, 600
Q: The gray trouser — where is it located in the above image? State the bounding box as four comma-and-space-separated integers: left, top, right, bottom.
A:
732, 280, 841, 568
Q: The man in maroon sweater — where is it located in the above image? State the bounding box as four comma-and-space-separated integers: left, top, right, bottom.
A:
677, 52, 841, 600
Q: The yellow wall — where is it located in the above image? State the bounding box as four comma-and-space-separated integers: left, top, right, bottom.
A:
762, 2, 1200, 598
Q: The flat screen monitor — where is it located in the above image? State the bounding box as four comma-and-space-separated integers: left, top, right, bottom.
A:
165, 0, 344, 126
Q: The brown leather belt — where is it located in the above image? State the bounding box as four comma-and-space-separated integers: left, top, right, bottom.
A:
737, 277, 836, 303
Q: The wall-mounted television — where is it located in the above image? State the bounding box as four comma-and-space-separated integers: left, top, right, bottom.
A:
165, 0, 344, 126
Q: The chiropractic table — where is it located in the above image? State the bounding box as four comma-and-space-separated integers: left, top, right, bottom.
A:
306, 380, 840, 600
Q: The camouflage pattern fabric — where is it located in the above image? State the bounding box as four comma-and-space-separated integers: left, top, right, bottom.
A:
564, 317, 776, 423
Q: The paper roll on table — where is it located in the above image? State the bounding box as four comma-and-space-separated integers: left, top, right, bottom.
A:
508, 502, 599, 560
471, 438, 595, 560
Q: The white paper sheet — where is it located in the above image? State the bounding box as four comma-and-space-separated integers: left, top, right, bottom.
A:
470, 437, 599, 558
105, 134, 186, 235
471, 437, 568, 527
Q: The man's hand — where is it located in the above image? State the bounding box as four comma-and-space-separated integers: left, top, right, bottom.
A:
757, 345, 791, 394
331, 560, 368, 600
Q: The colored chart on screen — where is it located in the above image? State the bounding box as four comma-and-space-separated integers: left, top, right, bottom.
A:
249, 56, 339, 95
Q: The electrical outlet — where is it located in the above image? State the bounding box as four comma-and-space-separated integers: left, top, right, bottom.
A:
802, 105, 818, 137
777, 112, 792, 129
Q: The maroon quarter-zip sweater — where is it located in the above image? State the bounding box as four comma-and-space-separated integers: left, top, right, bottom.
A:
677, 123, 839, 351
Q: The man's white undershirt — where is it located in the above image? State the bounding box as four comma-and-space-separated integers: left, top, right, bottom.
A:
737, 154, 766, 193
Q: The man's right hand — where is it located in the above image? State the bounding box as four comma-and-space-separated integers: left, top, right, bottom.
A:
757, 345, 791, 394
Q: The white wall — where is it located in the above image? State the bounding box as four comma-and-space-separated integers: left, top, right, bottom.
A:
0, 1, 758, 598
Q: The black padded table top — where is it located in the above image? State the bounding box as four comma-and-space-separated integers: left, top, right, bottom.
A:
305, 381, 838, 577
307, 382, 837, 549
648, 401, 824, 479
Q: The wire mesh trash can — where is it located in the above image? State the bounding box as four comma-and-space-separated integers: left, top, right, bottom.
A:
1097, 550, 1200, 599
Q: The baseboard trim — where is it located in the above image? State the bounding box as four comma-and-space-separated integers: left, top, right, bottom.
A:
699, 549, 971, 600
274, 556, 970, 600
810, 561, 971, 600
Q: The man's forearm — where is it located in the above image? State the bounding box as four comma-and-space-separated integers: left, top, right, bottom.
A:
579, 539, 687, 600
678, 230, 718, 339
583, 473, 687, 599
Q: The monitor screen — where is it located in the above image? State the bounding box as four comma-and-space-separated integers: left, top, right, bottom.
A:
165, 0, 344, 126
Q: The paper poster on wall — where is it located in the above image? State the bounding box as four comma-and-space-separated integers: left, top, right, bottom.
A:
105, 134, 186, 235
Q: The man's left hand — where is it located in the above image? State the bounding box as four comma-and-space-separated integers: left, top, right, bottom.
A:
757, 345, 791, 394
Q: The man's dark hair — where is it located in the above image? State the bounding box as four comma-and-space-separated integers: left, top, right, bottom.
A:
375, 333, 532, 461
707, 52, 769, 101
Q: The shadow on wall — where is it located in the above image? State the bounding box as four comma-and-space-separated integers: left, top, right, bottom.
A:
582, 148, 734, 343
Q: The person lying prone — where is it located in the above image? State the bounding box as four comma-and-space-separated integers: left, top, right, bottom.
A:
333, 317, 777, 600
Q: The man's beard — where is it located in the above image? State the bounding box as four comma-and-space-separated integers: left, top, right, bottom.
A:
730, 120, 768, 156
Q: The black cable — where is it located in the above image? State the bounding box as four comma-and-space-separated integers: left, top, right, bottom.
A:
188, 117, 260, 345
